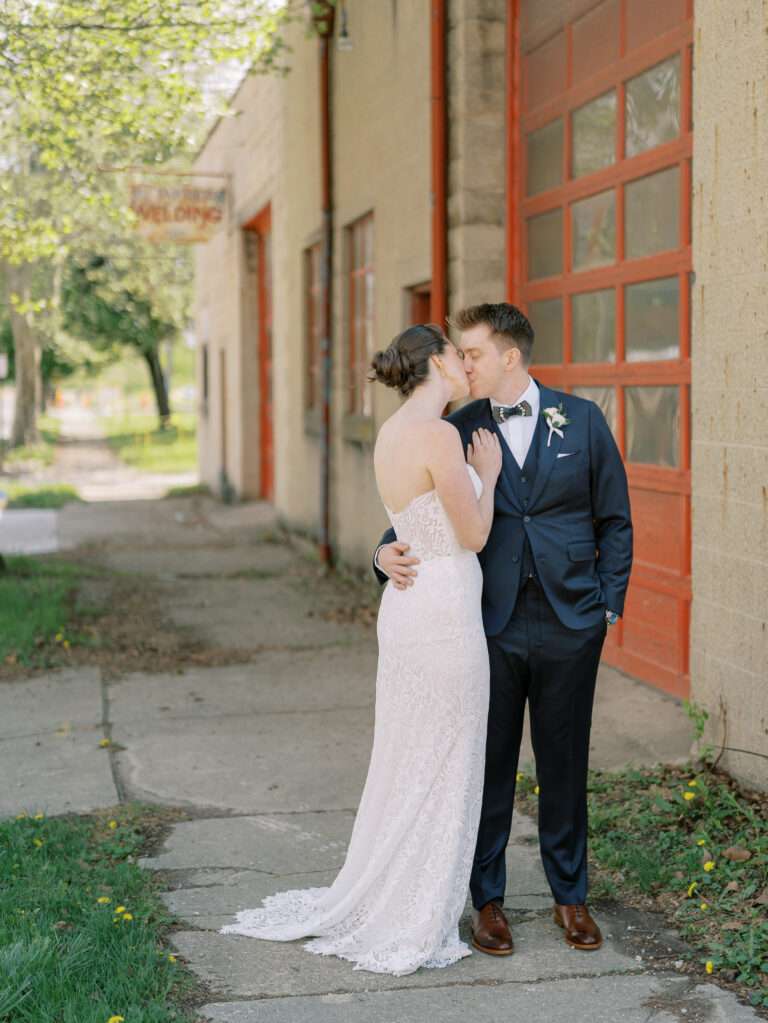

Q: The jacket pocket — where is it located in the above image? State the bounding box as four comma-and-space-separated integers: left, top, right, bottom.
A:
568, 540, 597, 562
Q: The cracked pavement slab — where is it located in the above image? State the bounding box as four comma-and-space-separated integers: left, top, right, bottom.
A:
198, 974, 762, 1023
0, 668, 118, 817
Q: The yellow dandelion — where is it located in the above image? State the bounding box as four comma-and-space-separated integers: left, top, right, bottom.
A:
705, 961, 714, 974
516, 772, 524, 782
34, 813, 45, 820
15, 812, 27, 820
99, 738, 111, 748
700, 902, 709, 911
114, 905, 126, 914
168, 954, 177, 963
55, 632, 64, 642
122, 913, 133, 922
107, 1016, 125, 1023
704, 861, 715, 872
108, 820, 118, 830
687, 881, 697, 897
688, 779, 698, 787
97, 896, 111, 904
63, 640, 71, 650
697, 839, 706, 846
33, 838, 43, 848
533, 785, 540, 795
683, 792, 696, 801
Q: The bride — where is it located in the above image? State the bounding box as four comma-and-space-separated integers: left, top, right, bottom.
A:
221, 323, 501, 976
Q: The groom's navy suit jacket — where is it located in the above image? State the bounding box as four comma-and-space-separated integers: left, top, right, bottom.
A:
374, 381, 633, 637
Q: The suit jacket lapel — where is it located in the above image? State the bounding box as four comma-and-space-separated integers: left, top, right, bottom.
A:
527, 382, 565, 510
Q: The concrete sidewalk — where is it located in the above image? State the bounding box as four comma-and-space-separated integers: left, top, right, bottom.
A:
0, 496, 760, 1022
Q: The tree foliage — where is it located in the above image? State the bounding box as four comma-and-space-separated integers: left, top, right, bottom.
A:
0, 0, 330, 443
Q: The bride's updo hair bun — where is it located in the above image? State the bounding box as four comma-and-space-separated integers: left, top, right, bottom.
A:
370, 323, 447, 398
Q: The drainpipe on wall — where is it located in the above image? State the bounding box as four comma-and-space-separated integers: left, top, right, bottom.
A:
430, 0, 447, 326
312, 2, 336, 567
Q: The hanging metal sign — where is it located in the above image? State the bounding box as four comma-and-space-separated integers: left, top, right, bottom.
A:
129, 179, 227, 244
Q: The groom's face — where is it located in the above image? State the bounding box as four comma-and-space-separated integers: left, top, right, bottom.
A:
459, 324, 508, 400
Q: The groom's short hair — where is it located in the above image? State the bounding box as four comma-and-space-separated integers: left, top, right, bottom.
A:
451, 303, 535, 365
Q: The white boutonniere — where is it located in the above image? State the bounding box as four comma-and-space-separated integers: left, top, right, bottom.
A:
542, 404, 571, 447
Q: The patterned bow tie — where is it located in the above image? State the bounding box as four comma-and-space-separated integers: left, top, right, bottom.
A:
492, 401, 532, 423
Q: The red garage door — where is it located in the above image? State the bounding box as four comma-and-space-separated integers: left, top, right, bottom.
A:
507, 0, 693, 697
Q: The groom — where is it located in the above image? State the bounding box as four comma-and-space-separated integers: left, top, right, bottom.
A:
373, 303, 632, 955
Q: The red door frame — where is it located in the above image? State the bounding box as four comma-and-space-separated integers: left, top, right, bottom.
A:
244, 204, 274, 501
506, 0, 694, 697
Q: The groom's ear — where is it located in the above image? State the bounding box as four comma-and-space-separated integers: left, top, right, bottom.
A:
504, 344, 521, 370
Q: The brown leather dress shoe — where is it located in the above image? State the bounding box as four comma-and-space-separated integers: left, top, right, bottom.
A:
553, 903, 603, 951
470, 900, 514, 956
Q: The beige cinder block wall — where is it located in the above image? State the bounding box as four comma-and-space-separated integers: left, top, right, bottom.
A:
194, 70, 282, 499
690, 0, 768, 789
271, 26, 323, 529
447, 0, 506, 311
329, 0, 432, 565
272, 3, 433, 552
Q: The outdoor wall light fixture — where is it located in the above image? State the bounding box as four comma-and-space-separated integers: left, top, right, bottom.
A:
337, 1, 352, 50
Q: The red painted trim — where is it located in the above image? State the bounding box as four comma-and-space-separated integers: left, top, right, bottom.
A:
430, 0, 447, 326
318, 25, 334, 566
243, 203, 273, 502
506, 0, 521, 300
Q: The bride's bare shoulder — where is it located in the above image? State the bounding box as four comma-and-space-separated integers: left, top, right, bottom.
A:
378, 416, 459, 451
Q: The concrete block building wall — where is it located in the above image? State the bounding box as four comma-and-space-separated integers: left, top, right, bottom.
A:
271, 27, 323, 529
690, 0, 768, 788
447, 0, 506, 310
194, 69, 282, 499
327, 0, 432, 563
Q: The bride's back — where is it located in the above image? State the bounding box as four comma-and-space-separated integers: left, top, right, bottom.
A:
374, 413, 437, 514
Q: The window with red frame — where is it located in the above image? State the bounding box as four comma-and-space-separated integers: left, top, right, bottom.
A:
347, 213, 375, 417
511, 0, 693, 697
305, 243, 322, 411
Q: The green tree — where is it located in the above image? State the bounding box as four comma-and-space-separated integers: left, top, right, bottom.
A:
0, 1, 331, 444
61, 253, 189, 426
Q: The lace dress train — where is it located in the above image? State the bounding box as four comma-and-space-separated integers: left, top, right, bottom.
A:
221, 466, 490, 976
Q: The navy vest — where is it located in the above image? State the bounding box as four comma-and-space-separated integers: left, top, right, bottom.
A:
505, 425, 540, 594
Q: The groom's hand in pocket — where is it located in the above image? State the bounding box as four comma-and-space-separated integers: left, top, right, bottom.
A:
378, 542, 420, 590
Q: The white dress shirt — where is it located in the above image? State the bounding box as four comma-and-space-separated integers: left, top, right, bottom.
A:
490, 377, 540, 470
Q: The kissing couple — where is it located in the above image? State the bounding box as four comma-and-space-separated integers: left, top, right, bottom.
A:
221, 302, 633, 977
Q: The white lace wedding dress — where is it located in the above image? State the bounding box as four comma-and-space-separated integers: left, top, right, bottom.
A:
221, 465, 490, 976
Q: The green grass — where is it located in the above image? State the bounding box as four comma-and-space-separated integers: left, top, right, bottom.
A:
5, 484, 83, 509
3, 415, 62, 469
519, 764, 768, 1006
101, 414, 197, 474
164, 483, 210, 499
0, 556, 96, 667
0, 806, 197, 1021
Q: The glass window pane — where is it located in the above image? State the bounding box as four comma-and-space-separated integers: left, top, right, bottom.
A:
571, 386, 617, 436
626, 56, 681, 157
625, 166, 679, 259
626, 385, 679, 466
572, 91, 616, 178
626, 277, 679, 362
528, 208, 563, 279
527, 118, 563, 196
572, 190, 615, 270
528, 298, 563, 364
572, 289, 616, 362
